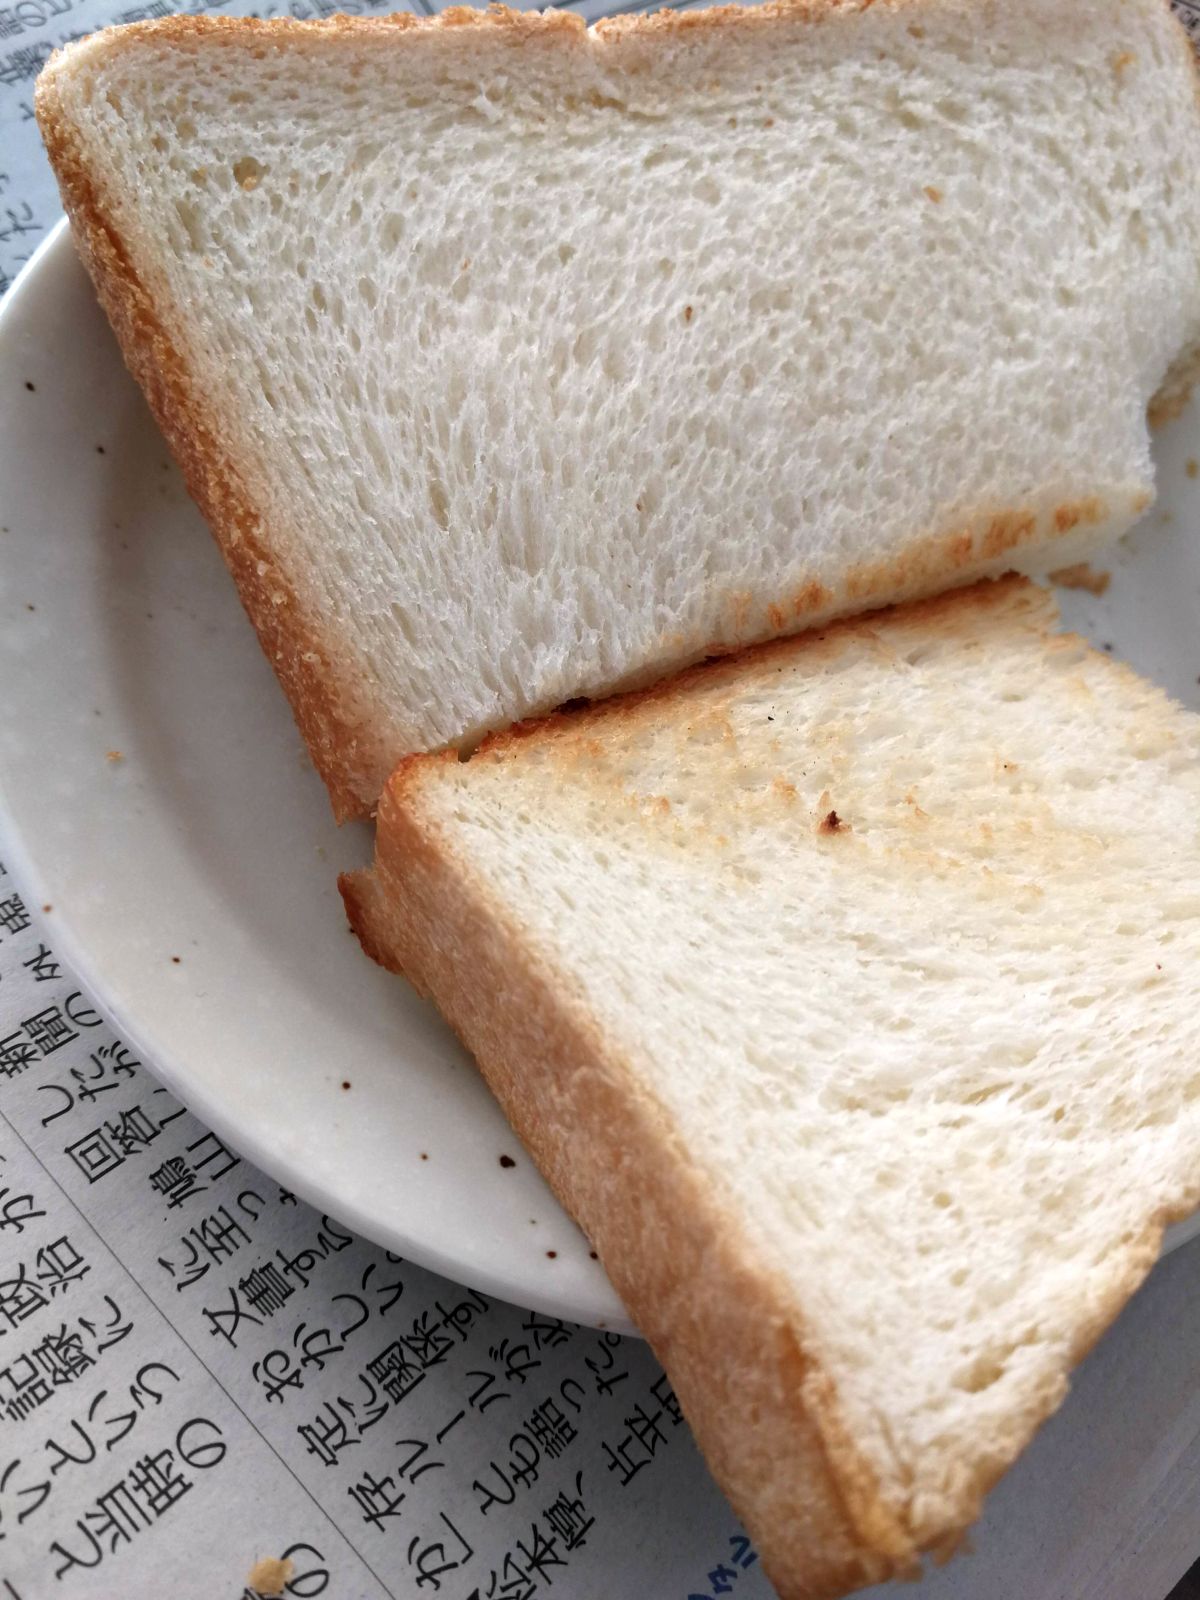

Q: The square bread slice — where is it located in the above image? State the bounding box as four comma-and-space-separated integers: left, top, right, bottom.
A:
342, 578, 1200, 1599
36, 0, 1200, 816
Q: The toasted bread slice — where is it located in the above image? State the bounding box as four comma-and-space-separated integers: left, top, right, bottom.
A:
343, 577, 1200, 1599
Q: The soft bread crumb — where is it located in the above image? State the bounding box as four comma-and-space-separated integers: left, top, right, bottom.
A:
1049, 563, 1111, 596
34, 0, 1200, 816
247, 1556, 294, 1597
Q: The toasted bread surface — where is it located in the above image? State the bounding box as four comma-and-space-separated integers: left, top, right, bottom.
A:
343, 578, 1200, 1598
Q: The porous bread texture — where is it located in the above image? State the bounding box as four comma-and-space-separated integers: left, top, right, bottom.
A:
36, 0, 1200, 817
343, 578, 1200, 1600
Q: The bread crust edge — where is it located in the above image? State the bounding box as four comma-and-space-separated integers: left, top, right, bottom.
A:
340, 798, 919, 1600
34, 63, 385, 821
25, 0, 1200, 55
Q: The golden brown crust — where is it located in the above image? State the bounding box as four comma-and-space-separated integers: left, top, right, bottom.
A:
466, 575, 1043, 762
30, 0, 910, 59
32, 0, 1190, 59
341, 815, 916, 1600
35, 58, 381, 821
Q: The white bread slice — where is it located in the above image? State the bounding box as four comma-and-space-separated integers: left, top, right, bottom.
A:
342, 577, 1200, 1600
35, 1, 1200, 818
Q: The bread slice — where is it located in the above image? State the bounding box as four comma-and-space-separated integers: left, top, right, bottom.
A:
342, 577, 1200, 1600
36, 1, 1200, 818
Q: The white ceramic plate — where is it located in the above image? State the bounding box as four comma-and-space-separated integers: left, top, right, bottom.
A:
0, 222, 630, 1332
2, 224, 1199, 1338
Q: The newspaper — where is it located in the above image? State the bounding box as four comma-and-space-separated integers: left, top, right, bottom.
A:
2, 3, 1200, 1597
0, 877, 771, 1596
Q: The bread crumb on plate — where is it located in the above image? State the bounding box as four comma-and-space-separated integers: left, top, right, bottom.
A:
247, 1555, 294, 1597
1049, 563, 1111, 596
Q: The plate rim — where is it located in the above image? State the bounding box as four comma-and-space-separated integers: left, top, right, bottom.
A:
0, 218, 639, 1333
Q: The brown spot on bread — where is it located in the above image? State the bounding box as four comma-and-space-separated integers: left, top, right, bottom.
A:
1049, 563, 1110, 597
1111, 49, 1135, 76
836, 503, 1088, 609
105, 749, 123, 763
923, 185, 942, 203
1149, 340, 1200, 427
499, 1154, 516, 1167
1053, 498, 1106, 534
819, 809, 844, 834
767, 602, 786, 631
791, 579, 831, 617
1188, 458, 1198, 478
946, 531, 974, 566
233, 156, 262, 190
981, 512, 1036, 560
683, 304, 694, 323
